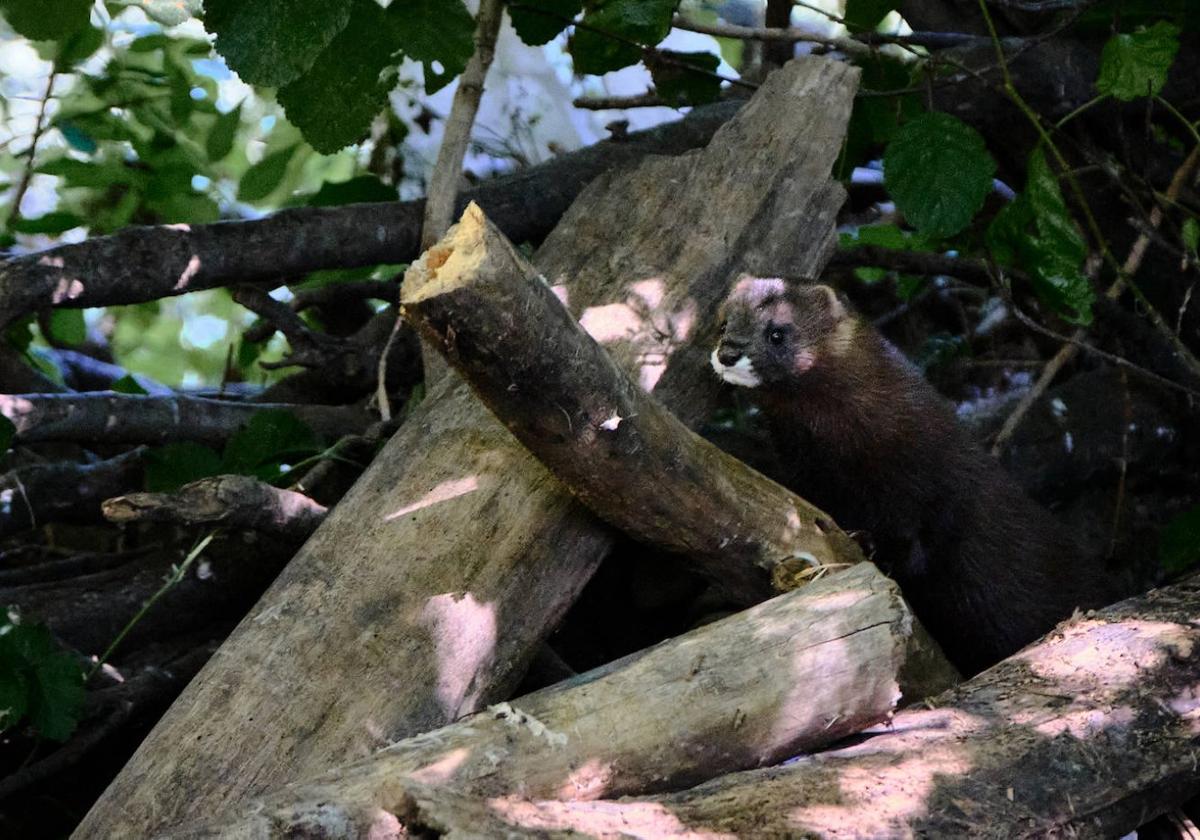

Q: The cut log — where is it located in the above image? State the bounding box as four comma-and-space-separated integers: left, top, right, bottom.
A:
173, 564, 957, 839
378, 575, 1200, 839
402, 203, 865, 599
74, 57, 859, 838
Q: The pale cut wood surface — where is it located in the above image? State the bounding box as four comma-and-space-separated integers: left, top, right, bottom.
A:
74, 57, 859, 838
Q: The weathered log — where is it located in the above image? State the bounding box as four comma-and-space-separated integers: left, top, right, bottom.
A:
173, 563, 957, 839
402, 203, 864, 599
74, 57, 859, 838
383, 576, 1200, 839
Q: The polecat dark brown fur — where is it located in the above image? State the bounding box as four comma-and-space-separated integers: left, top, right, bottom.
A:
711, 276, 1114, 674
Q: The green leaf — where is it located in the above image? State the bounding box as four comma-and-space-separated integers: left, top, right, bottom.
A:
987, 148, 1093, 325
1097, 22, 1181, 101
237, 145, 299, 203
1183, 217, 1199, 254
111, 374, 150, 395
0, 415, 14, 453
650, 50, 720, 106
509, 0, 582, 46
896, 274, 926, 300
0, 619, 84, 742
1160, 505, 1200, 574
38, 157, 126, 188
570, 0, 676, 76
47, 309, 86, 346
278, 0, 399, 153
837, 56, 922, 177
57, 120, 98, 154
884, 112, 996, 238
141, 0, 202, 26
843, 0, 894, 31
840, 223, 933, 251
307, 175, 397, 207
0, 0, 91, 40
222, 410, 321, 479
8, 212, 84, 234
55, 23, 104, 66
388, 0, 475, 94
144, 442, 224, 492
204, 0, 354, 87
205, 103, 242, 162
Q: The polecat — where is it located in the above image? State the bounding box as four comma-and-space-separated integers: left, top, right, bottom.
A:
711, 276, 1114, 674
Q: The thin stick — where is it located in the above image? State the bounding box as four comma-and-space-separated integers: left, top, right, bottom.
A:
991, 144, 1200, 454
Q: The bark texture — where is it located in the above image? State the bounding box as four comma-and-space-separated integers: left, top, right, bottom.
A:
403, 204, 865, 600
74, 57, 858, 838
385, 575, 1200, 839
176, 564, 957, 839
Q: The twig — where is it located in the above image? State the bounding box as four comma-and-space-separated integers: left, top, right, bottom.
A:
991, 145, 1200, 453
0, 447, 147, 537
1109, 366, 1130, 560
232, 285, 343, 369
573, 92, 668, 110
87, 532, 215, 681
6, 72, 56, 225
673, 14, 871, 57
422, 0, 504, 251
828, 246, 1015, 288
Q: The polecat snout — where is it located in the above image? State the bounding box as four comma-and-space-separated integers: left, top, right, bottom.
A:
712, 275, 1115, 674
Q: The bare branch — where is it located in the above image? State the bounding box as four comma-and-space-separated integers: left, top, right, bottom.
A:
103, 475, 327, 541
0, 101, 742, 330
0, 392, 371, 447
0, 447, 147, 536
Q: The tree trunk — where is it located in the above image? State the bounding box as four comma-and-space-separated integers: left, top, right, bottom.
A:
73, 57, 859, 838
174, 563, 957, 839
401, 203, 866, 599
380, 575, 1200, 839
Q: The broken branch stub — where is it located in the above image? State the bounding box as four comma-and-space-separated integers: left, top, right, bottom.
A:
402, 203, 865, 603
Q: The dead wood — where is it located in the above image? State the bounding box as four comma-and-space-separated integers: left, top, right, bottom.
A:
102, 475, 327, 541
382, 575, 1200, 839
0, 392, 371, 447
74, 57, 859, 838
402, 203, 865, 599
0, 101, 742, 330
0, 447, 146, 537
173, 564, 958, 839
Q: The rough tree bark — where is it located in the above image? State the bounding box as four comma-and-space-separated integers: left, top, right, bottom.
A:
74, 57, 859, 838
379, 575, 1200, 839
402, 203, 865, 599
175, 564, 957, 839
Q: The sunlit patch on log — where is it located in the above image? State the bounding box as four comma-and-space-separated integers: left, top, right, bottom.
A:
487, 797, 738, 839
407, 748, 470, 785
385, 476, 480, 520
173, 254, 203, 291
420, 592, 498, 719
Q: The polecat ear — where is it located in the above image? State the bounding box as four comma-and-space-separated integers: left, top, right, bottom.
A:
798, 284, 848, 319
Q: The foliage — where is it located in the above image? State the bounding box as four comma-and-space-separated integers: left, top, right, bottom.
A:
144, 410, 323, 491
0, 613, 86, 742
987, 149, 1093, 325
883, 112, 997, 239
1096, 21, 1181, 101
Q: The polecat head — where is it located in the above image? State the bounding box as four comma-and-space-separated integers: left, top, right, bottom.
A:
710, 276, 856, 390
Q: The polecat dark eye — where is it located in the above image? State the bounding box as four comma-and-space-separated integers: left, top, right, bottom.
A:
768, 328, 785, 345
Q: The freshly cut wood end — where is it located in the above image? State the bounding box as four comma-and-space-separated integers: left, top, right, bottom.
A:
401, 202, 491, 305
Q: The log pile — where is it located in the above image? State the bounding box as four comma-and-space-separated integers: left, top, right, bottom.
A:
48, 55, 1200, 839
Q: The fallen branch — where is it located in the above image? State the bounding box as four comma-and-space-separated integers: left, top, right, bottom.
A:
0, 392, 371, 447
0, 101, 741, 330
403, 203, 865, 601
350, 575, 1200, 839
174, 564, 957, 839
0, 447, 147, 536
102, 475, 327, 541
232, 285, 344, 370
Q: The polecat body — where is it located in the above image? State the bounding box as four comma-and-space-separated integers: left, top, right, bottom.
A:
711, 276, 1113, 674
